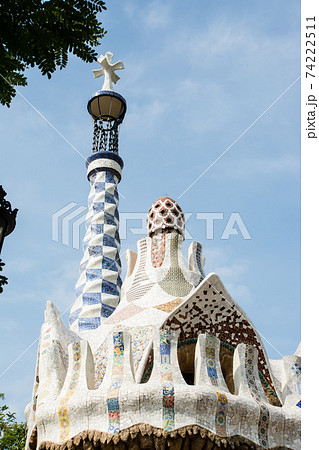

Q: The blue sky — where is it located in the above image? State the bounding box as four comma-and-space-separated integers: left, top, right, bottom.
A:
0, 0, 300, 420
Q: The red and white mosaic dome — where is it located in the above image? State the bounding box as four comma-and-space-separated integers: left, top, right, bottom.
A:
147, 196, 185, 239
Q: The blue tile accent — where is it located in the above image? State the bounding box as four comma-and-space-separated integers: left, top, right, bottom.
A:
104, 212, 117, 226
113, 332, 125, 349
69, 308, 82, 325
79, 317, 101, 330
101, 304, 116, 318
86, 269, 102, 281
296, 400, 301, 408
102, 256, 118, 271
88, 246, 103, 257
91, 224, 104, 234
75, 283, 85, 298
163, 386, 174, 396
93, 202, 105, 213
107, 397, 120, 410
160, 344, 170, 355
207, 367, 218, 379
83, 293, 102, 305
95, 182, 106, 193
102, 280, 118, 296
105, 191, 116, 205
115, 253, 122, 267
103, 235, 117, 248
105, 172, 116, 183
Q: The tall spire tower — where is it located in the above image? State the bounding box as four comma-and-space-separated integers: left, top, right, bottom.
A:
69, 52, 126, 332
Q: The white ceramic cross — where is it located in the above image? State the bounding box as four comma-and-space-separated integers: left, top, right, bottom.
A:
93, 52, 125, 91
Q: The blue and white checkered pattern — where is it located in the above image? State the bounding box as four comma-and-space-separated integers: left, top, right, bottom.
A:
70, 157, 122, 332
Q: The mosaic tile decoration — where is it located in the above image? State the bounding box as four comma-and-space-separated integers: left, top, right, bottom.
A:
37, 325, 69, 419
70, 161, 122, 332
153, 298, 183, 313
159, 234, 192, 297
129, 325, 155, 373
41, 326, 51, 356
195, 242, 205, 280
58, 341, 81, 442
283, 355, 301, 409
160, 330, 175, 431
151, 232, 166, 268
147, 197, 185, 238
291, 361, 301, 376
93, 340, 108, 389
165, 277, 277, 396
51, 339, 69, 379
106, 303, 145, 324
31, 346, 41, 419
107, 332, 124, 433
290, 361, 301, 396
188, 242, 205, 283
206, 334, 218, 386
126, 238, 155, 302
215, 392, 228, 437
244, 346, 269, 449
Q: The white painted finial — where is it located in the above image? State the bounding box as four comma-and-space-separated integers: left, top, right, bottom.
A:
92, 51, 124, 91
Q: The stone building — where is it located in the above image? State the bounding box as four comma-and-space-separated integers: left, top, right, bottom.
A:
25, 53, 301, 450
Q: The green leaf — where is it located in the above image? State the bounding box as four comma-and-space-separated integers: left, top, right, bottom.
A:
0, 394, 26, 449
0, 0, 107, 106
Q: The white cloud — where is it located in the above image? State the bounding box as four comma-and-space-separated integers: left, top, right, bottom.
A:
5, 257, 37, 274
204, 247, 252, 305
202, 247, 228, 267
171, 20, 249, 64
168, 18, 297, 72
222, 282, 252, 305
214, 261, 250, 281
218, 154, 300, 180
143, 1, 171, 29
41, 259, 79, 314
119, 9, 298, 155
3, 258, 78, 321
0, 319, 19, 332
125, 98, 168, 135
249, 154, 300, 175
124, 1, 171, 30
